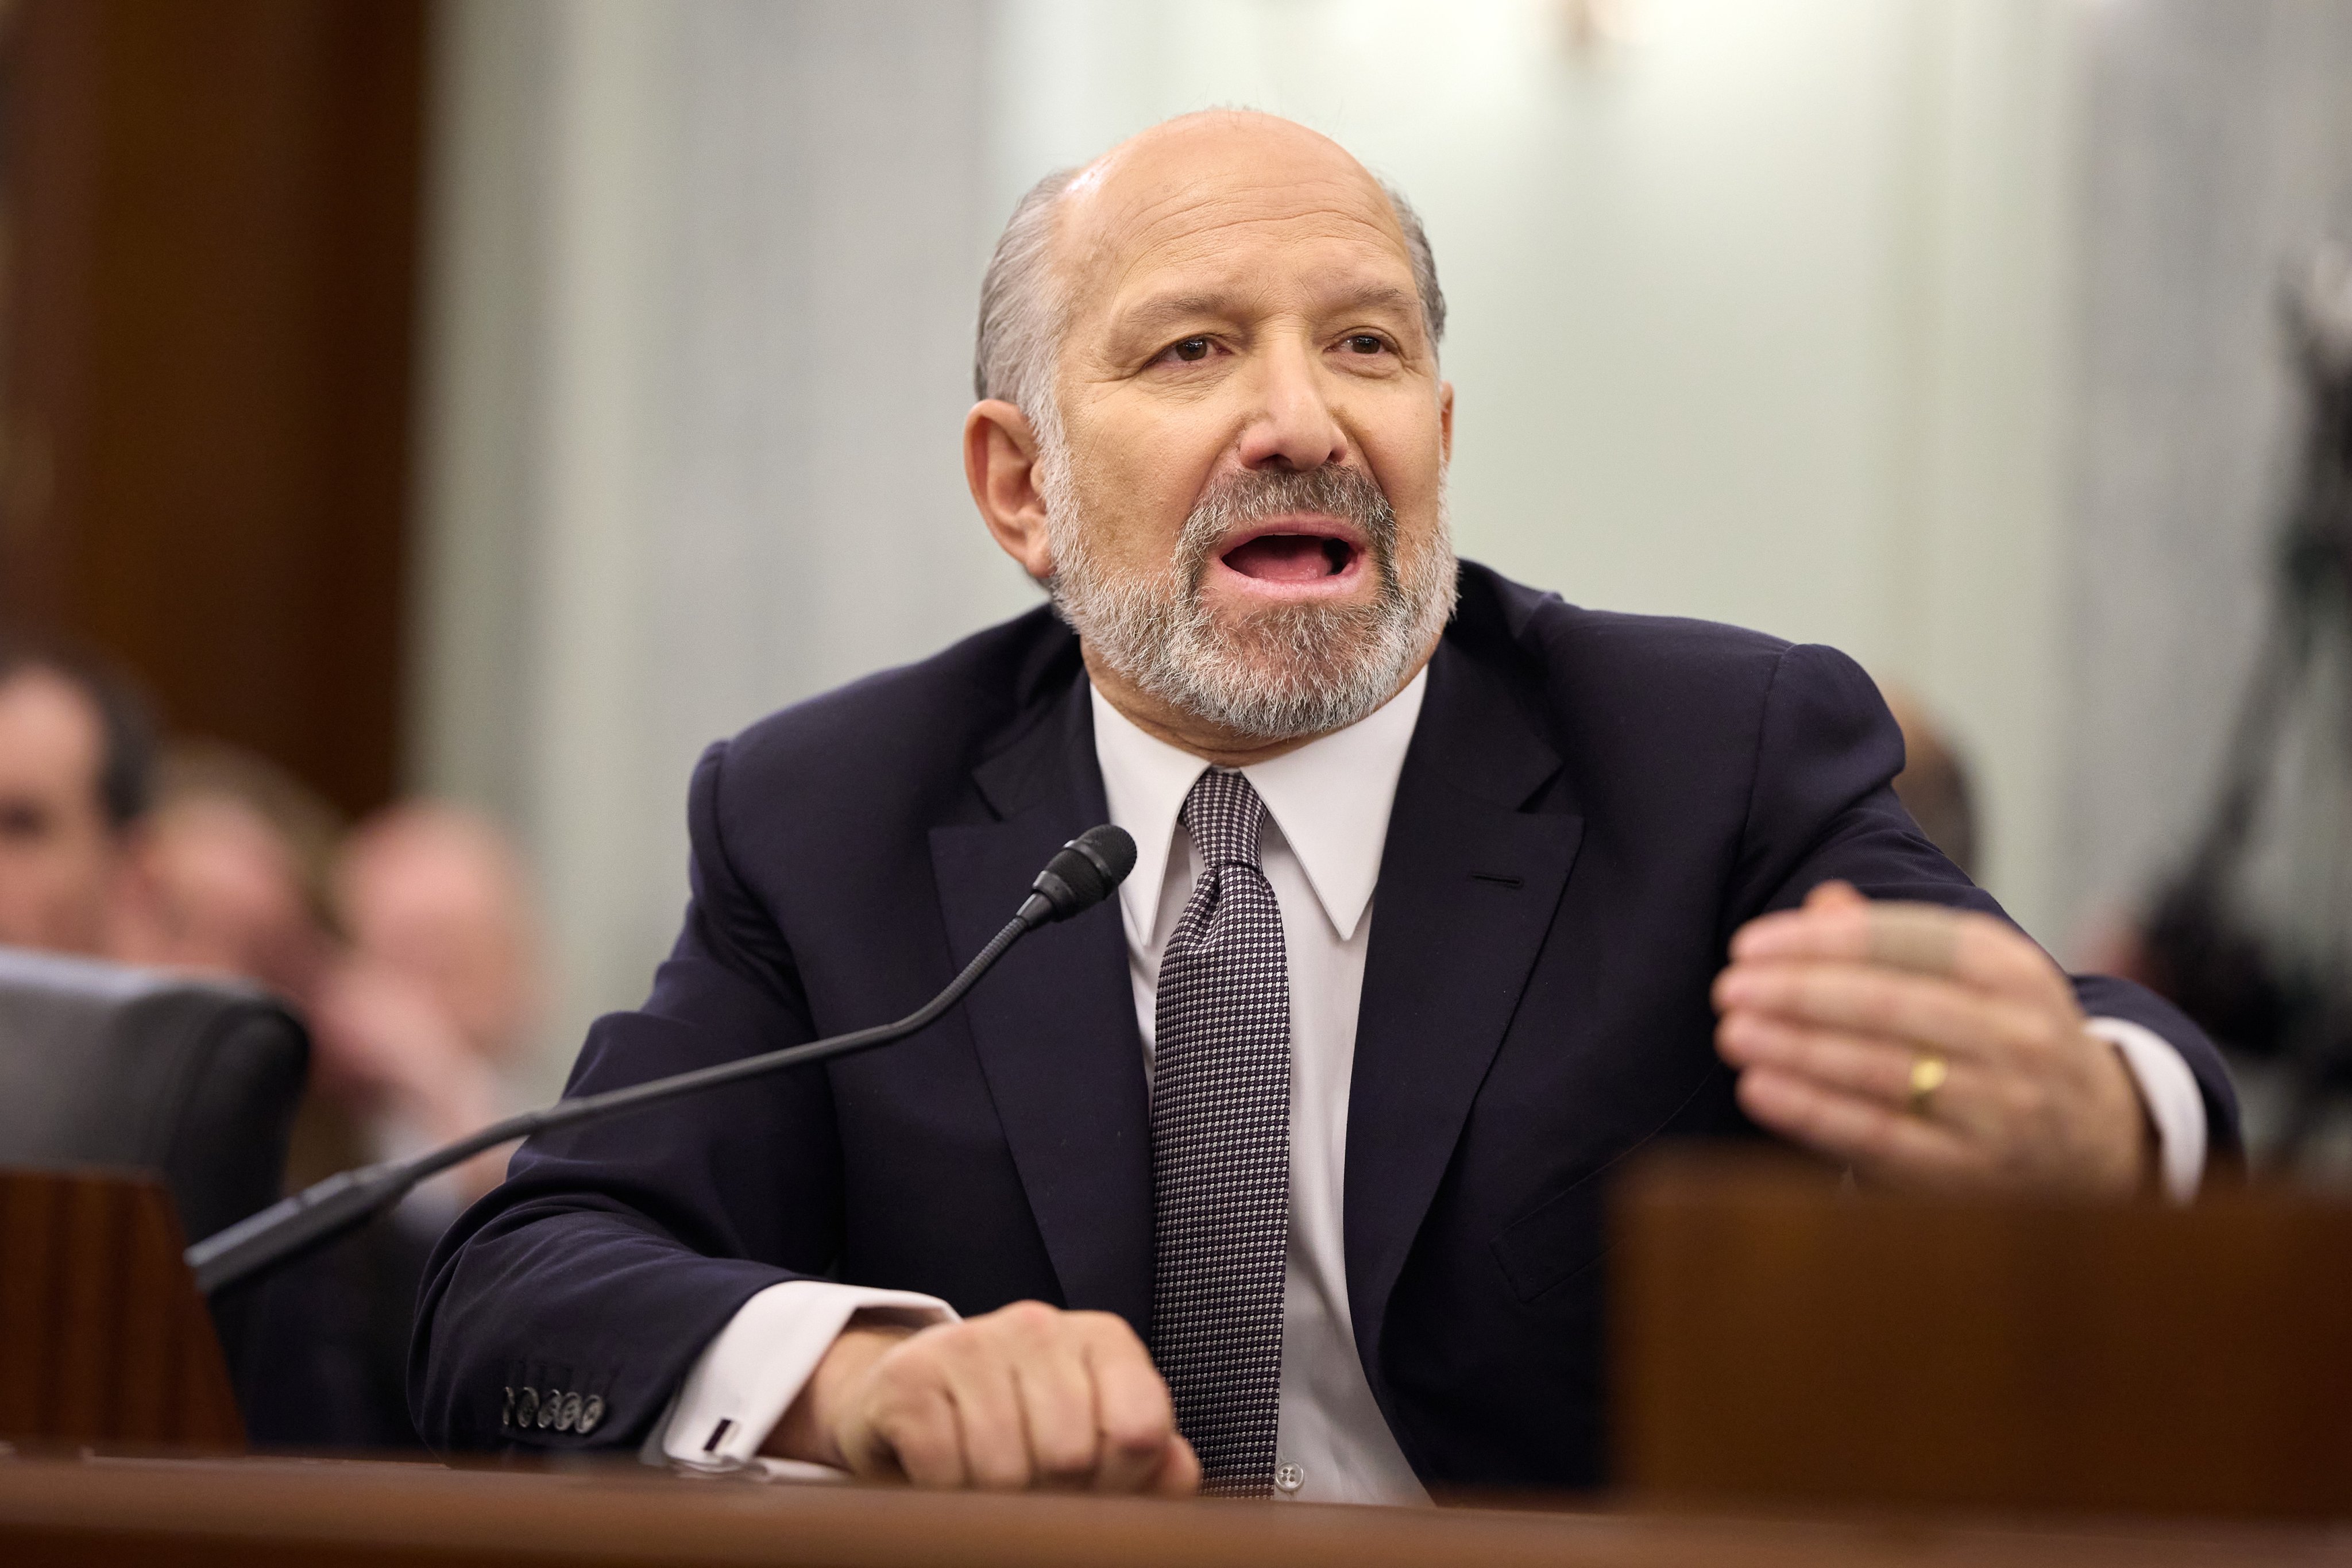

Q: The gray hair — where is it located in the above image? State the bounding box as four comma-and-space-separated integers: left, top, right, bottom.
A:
970, 167, 1449, 420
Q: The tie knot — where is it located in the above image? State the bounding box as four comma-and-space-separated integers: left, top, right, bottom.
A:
1181, 769, 1265, 870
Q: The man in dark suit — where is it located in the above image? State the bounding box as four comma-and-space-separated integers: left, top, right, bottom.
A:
411, 111, 2236, 1501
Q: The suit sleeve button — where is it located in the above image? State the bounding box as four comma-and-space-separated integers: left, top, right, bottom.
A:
515, 1388, 539, 1428
577, 1395, 605, 1435
556, 1393, 582, 1432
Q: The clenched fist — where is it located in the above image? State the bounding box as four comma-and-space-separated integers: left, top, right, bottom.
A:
766, 1300, 1199, 1494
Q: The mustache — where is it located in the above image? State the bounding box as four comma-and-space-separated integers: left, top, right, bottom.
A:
1175, 466, 1399, 585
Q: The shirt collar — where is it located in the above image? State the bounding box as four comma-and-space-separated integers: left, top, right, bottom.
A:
1090, 666, 1429, 946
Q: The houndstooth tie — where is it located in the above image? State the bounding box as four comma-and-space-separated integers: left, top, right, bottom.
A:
1149, 768, 1290, 1498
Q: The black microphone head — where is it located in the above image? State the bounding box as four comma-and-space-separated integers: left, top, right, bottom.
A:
1024, 824, 1137, 925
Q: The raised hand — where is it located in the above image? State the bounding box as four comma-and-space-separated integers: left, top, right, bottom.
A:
1713, 881, 2149, 1198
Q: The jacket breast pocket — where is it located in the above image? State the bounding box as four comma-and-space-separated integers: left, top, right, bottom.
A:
1490, 1165, 1612, 1305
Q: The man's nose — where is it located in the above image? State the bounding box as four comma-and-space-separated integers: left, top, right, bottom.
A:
1235, 341, 1346, 473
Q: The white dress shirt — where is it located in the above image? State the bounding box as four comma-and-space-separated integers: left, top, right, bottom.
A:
658, 668, 2208, 1495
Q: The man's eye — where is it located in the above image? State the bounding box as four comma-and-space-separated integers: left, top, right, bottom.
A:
1167, 337, 1212, 363
1344, 334, 1388, 356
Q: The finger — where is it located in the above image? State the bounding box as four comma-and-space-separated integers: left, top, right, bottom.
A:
1732, 898, 2070, 1008
938, 1326, 1034, 1490
1714, 961, 2050, 1067
1717, 1011, 2003, 1144
1736, 1064, 1981, 1187
1729, 890, 1879, 964
1803, 879, 1866, 912
858, 1378, 961, 1488
1717, 1009, 1925, 1109
1078, 1314, 1181, 1493
1012, 1320, 1101, 1487
1152, 1432, 1203, 1497
1733, 897, 1959, 974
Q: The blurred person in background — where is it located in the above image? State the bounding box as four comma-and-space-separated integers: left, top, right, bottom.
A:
1881, 686, 1980, 883
249, 800, 543, 1450
110, 741, 342, 1007
110, 751, 538, 1208
3, 629, 547, 1447
314, 802, 544, 1215
121, 760, 546, 1449
0, 634, 156, 955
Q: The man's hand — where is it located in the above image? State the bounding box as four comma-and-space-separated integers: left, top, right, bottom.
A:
1713, 881, 2150, 1198
765, 1301, 1199, 1494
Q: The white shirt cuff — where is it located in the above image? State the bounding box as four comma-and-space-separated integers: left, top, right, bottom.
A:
654, 1280, 956, 1478
2084, 1016, 2207, 1203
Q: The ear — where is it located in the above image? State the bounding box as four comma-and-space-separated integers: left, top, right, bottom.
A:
965, 400, 1055, 579
1438, 380, 1455, 468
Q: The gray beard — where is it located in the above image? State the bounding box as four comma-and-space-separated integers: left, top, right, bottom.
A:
1041, 455, 1458, 742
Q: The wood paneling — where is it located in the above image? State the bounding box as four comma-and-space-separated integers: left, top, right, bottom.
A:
1613, 1150, 2352, 1517
0, 1167, 242, 1450
0, 0, 427, 816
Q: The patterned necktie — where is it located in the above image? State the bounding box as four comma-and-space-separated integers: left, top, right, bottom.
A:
1149, 768, 1291, 1498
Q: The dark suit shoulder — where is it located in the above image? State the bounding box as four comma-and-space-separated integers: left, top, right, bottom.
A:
1443, 562, 1901, 922
1459, 559, 1787, 677
709, 603, 1077, 822
1450, 559, 1809, 751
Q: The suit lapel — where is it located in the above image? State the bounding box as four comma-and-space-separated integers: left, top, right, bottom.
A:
1345, 640, 1584, 1388
929, 680, 1154, 1335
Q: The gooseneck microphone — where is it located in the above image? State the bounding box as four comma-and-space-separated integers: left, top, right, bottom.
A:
187, 825, 1138, 1297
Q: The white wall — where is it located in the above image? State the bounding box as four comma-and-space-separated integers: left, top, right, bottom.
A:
414, 0, 2096, 1080
414, 0, 1020, 1087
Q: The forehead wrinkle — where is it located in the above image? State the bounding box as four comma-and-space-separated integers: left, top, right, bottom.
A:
1067, 160, 1407, 292
1091, 206, 1412, 332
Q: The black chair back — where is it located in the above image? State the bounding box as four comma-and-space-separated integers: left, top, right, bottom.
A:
0, 945, 308, 1248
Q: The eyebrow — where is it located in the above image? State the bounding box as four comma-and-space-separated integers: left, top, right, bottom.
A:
1113, 281, 1422, 341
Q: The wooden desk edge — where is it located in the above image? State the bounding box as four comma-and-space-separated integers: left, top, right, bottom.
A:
5, 1455, 2351, 1568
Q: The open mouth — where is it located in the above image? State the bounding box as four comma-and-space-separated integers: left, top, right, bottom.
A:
1214, 522, 1366, 592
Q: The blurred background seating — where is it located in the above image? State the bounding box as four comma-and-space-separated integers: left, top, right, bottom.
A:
0, 945, 307, 1261
0, 634, 539, 1447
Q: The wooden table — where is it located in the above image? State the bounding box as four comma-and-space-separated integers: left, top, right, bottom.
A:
5, 1454, 2352, 1568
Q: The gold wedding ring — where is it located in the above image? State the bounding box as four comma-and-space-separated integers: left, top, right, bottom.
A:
1906, 1051, 1949, 1118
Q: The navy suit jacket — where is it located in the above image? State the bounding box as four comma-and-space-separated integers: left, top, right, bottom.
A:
411, 562, 2238, 1490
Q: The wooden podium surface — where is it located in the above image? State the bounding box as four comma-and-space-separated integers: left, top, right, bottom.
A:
13, 1156, 2352, 1563
6, 1454, 2352, 1568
